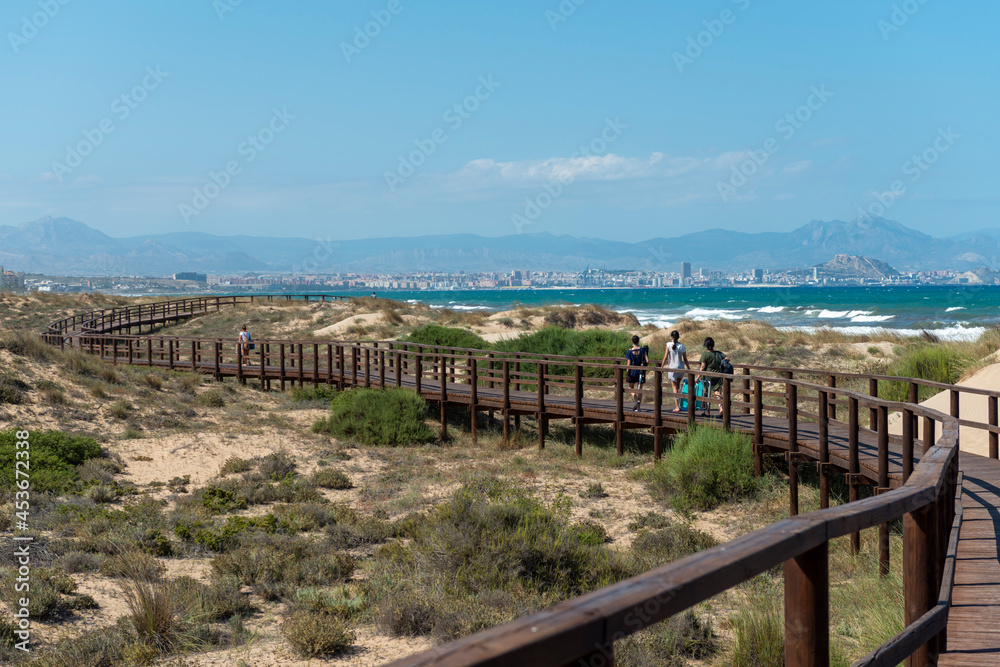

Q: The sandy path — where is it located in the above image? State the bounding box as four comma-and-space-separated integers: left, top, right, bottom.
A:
888, 361, 1000, 457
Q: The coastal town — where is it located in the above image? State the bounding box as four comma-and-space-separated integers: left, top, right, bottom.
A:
3, 255, 998, 295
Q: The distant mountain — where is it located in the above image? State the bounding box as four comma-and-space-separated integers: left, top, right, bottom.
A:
1, 214, 998, 276
811, 254, 900, 281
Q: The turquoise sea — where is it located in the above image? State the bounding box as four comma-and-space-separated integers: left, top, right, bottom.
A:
323, 286, 1000, 342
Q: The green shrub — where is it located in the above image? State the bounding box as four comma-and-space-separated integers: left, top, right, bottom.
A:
631, 521, 717, 566
258, 451, 297, 480
496, 327, 633, 378
313, 388, 435, 446
196, 389, 226, 408
291, 385, 338, 402
141, 373, 163, 390
170, 576, 254, 621
0, 429, 104, 493
403, 324, 489, 350
109, 399, 131, 419
879, 344, 970, 402
0, 373, 28, 405
311, 468, 352, 490
617, 611, 717, 666
282, 610, 356, 658
644, 427, 760, 513
0, 567, 81, 621
122, 425, 144, 439
367, 477, 635, 640
219, 456, 253, 476
1, 329, 56, 360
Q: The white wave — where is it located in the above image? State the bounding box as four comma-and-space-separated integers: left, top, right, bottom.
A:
850, 314, 894, 323
945, 306, 966, 312
757, 306, 786, 314
778, 325, 986, 342
816, 309, 873, 319
450, 305, 491, 311
683, 308, 745, 320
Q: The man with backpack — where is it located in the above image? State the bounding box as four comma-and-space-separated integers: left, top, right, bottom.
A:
699, 337, 733, 417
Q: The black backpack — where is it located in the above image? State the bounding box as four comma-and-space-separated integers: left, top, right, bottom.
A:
720, 352, 733, 375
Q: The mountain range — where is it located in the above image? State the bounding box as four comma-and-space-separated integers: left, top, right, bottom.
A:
0, 215, 998, 276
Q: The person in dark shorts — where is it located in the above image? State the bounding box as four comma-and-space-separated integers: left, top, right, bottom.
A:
626, 335, 649, 411
698, 337, 730, 417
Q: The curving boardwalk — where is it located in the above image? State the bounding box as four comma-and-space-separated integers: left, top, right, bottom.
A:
41, 295, 1000, 666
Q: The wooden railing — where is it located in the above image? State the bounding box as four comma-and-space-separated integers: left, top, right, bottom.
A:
38, 298, 983, 666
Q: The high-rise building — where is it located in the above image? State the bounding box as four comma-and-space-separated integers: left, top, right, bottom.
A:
752, 268, 764, 283
681, 262, 691, 282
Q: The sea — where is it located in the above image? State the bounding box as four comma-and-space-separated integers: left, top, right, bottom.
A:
327, 285, 999, 342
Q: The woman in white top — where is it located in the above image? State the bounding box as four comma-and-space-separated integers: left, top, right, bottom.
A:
660, 330, 689, 412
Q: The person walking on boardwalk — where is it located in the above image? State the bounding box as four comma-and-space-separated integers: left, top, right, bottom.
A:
238, 324, 253, 366
661, 330, 690, 412
626, 335, 649, 411
698, 337, 730, 417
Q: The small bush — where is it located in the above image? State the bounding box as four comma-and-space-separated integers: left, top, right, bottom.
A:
291, 385, 338, 403
282, 610, 356, 658
580, 481, 607, 499
313, 388, 435, 446
0, 373, 28, 405
141, 374, 163, 390
403, 325, 489, 350
86, 484, 119, 504
109, 400, 132, 419
631, 522, 717, 566
118, 566, 175, 652
196, 390, 226, 408
312, 468, 352, 490
122, 425, 144, 439
259, 451, 297, 480
644, 427, 760, 513
100, 367, 121, 385
171, 576, 253, 621
219, 456, 253, 476
0, 430, 103, 493
61, 551, 104, 574
101, 551, 165, 580
42, 386, 68, 405
617, 611, 717, 665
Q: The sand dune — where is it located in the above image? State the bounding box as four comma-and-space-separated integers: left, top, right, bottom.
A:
888, 362, 1000, 457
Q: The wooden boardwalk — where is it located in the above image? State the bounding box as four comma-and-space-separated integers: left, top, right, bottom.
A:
41, 296, 1000, 665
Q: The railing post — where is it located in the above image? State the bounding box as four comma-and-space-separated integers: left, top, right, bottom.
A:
904, 497, 937, 667
742, 367, 750, 415
379, 349, 386, 388
827, 375, 836, 420
575, 364, 584, 457
327, 345, 334, 386
849, 397, 861, 554
753, 378, 763, 476
653, 369, 663, 462
351, 346, 358, 387
395, 351, 402, 388
280, 343, 286, 392
299, 344, 305, 388
502, 360, 511, 445
615, 366, 624, 456
788, 380, 799, 516
687, 370, 696, 428
869, 378, 879, 430
818, 390, 829, 510
214, 341, 220, 379
415, 354, 422, 395
878, 405, 890, 576
991, 395, 999, 460
538, 362, 547, 451
338, 345, 345, 389
722, 376, 731, 431
440, 354, 449, 440
950, 389, 959, 419
902, 407, 914, 481
313, 344, 320, 388
785, 541, 829, 667
364, 347, 371, 388
470, 357, 479, 445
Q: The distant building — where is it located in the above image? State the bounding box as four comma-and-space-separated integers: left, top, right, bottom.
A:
680, 262, 691, 283
752, 268, 764, 283
0, 266, 25, 292
173, 272, 207, 283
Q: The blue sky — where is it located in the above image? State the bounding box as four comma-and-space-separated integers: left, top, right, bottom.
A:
0, 0, 996, 241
